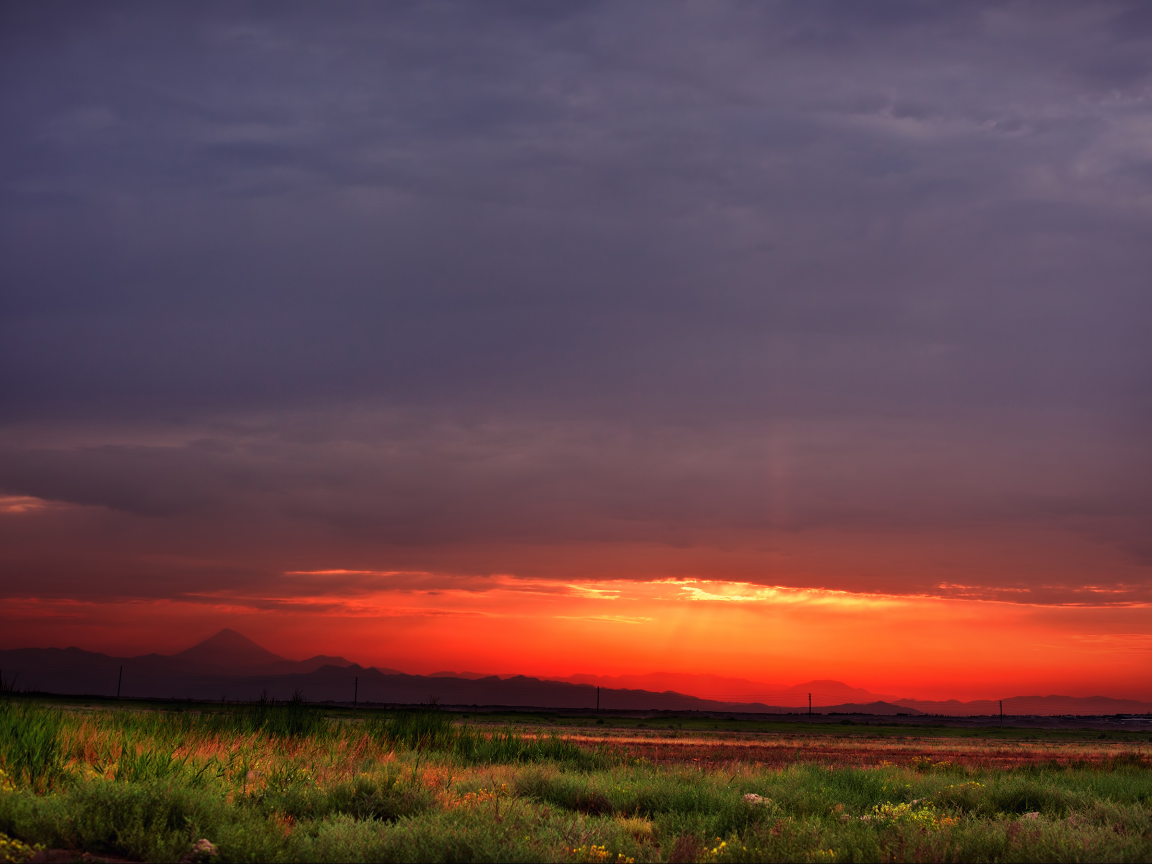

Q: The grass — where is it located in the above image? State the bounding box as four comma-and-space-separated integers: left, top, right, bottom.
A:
0, 696, 1148, 862
0, 701, 63, 790
365, 711, 599, 768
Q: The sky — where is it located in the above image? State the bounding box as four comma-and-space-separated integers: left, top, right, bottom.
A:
1, 1, 1150, 702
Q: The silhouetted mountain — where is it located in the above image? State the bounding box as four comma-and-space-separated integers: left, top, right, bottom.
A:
554, 673, 896, 705
0, 630, 354, 695
822, 701, 921, 715
264, 656, 360, 675
556, 671, 778, 701
0, 646, 128, 697
896, 695, 1152, 716
2, 632, 1148, 716
781, 680, 899, 703
171, 629, 355, 674
173, 628, 286, 670
427, 671, 503, 680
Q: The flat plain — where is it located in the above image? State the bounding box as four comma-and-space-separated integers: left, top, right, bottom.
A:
1, 696, 1150, 862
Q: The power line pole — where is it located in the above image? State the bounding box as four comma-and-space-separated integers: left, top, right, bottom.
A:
999, 700, 1003, 728
117, 666, 123, 700
808, 692, 812, 721
596, 686, 600, 712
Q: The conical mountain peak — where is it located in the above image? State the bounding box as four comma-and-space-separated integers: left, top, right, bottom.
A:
173, 628, 285, 669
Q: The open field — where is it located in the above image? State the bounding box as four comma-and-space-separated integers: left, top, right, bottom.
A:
1, 696, 1151, 862
458, 713, 1152, 770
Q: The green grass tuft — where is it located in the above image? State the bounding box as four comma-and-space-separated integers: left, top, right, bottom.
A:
0, 702, 63, 790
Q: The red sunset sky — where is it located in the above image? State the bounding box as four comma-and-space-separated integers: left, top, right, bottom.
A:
1, 3, 1149, 703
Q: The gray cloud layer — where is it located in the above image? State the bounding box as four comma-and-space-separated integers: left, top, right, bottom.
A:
1, 2, 1149, 602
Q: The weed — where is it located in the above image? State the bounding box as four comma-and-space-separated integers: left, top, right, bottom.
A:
0, 703, 62, 789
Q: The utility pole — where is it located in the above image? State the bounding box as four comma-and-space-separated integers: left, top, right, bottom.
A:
354, 677, 358, 709
999, 700, 1003, 728
596, 686, 600, 712
117, 666, 123, 699
808, 692, 812, 721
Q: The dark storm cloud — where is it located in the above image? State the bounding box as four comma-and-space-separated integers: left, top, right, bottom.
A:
1, 2, 1150, 600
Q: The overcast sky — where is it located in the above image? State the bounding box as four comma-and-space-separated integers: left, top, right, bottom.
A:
2, 1, 1150, 640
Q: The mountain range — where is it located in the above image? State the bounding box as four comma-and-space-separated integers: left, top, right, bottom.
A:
2, 629, 1148, 717
551, 673, 898, 704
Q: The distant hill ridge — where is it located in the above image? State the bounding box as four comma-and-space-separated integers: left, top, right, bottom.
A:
553, 672, 898, 704
1, 630, 1148, 716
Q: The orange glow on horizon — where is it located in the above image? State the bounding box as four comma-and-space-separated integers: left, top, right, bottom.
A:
4, 573, 1149, 704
